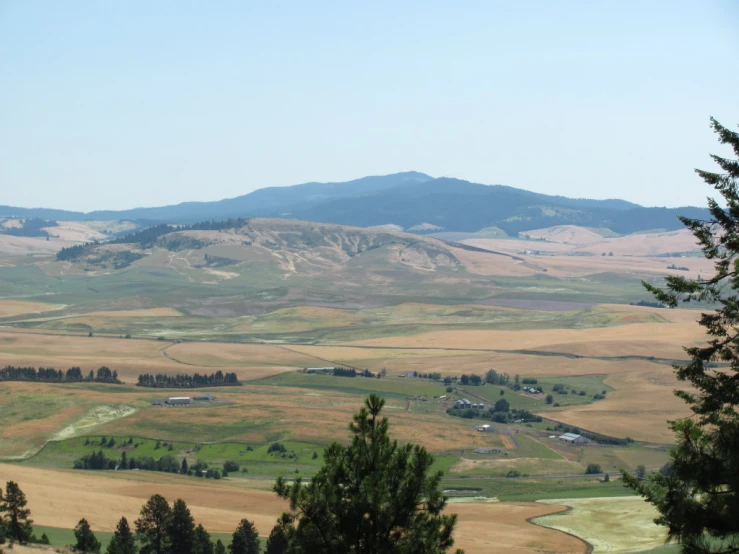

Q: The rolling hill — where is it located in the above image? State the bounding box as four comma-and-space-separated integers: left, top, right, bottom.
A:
0, 172, 708, 235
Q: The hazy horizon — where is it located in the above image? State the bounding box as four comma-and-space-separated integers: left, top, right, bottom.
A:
2, 1, 738, 212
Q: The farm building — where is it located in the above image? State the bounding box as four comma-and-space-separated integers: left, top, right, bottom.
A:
166, 396, 192, 406
478, 424, 492, 432
558, 432, 588, 445
194, 393, 215, 401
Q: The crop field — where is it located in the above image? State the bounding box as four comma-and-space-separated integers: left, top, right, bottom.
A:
534, 496, 669, 553
0, 220, 713, 554
0, 463, 591, 554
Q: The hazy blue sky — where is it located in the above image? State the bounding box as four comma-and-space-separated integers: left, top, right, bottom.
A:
1, 1, 737, 212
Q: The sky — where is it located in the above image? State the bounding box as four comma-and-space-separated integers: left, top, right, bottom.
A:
1, 1, 738, 212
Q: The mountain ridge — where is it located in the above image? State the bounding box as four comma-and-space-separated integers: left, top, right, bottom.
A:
0, 172, 707, 235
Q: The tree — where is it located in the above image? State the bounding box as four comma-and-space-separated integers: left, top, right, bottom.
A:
229, 519, 259, 554
0, 481, 33, 544
585, 463, 601, 474
494, 398, 510, 413
636, 464, 647, 480
167, 499, 195, 554
181, 458, 189, 475
107, 517, 137, 554
545, 394, 553, 404
215, 539, 226, 554
274, 394, 463, 554
623, 118, 739, 554
74, 518, 102, 553
264, 516, 290, 554
135, 494, 171, 554
194, 524, 214, 554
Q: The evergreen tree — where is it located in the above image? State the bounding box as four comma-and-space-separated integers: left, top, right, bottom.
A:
0, 481, 33, 544
167, 499, 195, 554
264, 516, 289, 554
74, 518, 102, 553
215, 539, 226, 554
193, 524, 214, 554
135, 494, 171, 554
181, 458, 189, 475
229, 519, 260, 554
107, 516, 137, 554
274, 394, 463, 554
624, 118, 739, 553
0, 485, 5, 544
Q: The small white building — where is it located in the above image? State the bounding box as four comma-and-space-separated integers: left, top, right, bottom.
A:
166, 396, 192, 406
478, 424, 492, 432
194, 393, 215, 401
558, 432, 588, 445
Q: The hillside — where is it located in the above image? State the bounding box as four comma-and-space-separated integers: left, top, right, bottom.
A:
0, 172, 709, 235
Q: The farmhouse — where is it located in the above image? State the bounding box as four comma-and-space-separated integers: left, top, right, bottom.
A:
166, 396, 192, 406
558, 432, 588, 445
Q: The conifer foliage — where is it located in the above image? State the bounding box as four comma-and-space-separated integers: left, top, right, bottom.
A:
0, 481, 33, 544
273, 394, 463, 554
624, 118, 739, 553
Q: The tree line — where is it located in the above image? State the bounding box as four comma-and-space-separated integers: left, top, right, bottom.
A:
136, 371, 240, 388
0, 365, 121, 384
56, 218, 251, 261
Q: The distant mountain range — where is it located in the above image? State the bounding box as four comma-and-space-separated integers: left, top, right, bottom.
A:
0, 172, 708, 235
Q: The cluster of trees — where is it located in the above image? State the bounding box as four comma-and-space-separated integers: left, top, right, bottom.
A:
0, 365, 121, 384
331, 367, 373, 378
136, 371, 240, 388
56, 218, 252, 262
448, 401, 542, 425
0, 218, 57, 237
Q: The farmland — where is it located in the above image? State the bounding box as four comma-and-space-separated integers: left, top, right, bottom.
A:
0, 220, 711, 552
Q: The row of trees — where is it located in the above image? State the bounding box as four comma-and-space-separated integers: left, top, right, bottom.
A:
136, 371, 240, 388
0, 365, 121, 384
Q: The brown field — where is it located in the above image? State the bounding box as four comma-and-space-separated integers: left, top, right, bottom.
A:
0, 331, 315, 382
343, 319, 704, 352
0, 299, 64, 317
0, 464, 587, 553
549, 363, 689, 443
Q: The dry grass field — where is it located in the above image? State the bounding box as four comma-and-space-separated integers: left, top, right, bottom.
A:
0, 464, 588, 554
0, 330, 316, 382
0, 299, 64, 317
535, 496, 668, 553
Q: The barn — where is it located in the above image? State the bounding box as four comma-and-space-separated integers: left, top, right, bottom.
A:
166, 396, 192, 406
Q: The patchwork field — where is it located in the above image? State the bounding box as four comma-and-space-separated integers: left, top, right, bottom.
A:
0, 219, 714, 552
0, 464, 589, 554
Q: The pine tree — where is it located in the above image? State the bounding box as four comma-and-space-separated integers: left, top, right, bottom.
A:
181, 458, 189, 475
624, 118, 739, 553
167, 499, 195, 554
228, 519, 260, 554
0, 481, 33, 544
264, 515, 289, 554
215, 539, 227, 554
107, 516, 137, 554
274, 394, 462, 554
193, 523, 214, 554
74, 518, 102, 553
135, 494, 171, 554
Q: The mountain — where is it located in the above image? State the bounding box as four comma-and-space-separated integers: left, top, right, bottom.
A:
0, 172, 708, 235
